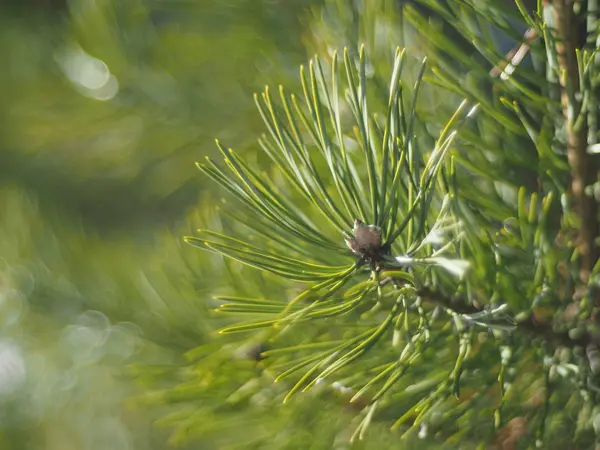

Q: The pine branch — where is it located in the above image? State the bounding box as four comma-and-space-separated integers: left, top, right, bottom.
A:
552, 0, 599, 284
416, 286, 596, 349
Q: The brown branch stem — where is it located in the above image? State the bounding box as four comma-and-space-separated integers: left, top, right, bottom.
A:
417, 287, 596, 349
552, 0, 599, 284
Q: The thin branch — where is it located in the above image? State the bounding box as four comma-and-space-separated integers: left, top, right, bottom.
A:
490, 28, 538, 79
416, 287, 597, 349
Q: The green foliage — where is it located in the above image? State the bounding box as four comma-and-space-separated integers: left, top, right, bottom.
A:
0, 0, 311, 230
3, 0, 600, 449
0, 1, 320, 449
175, 0, 600, 448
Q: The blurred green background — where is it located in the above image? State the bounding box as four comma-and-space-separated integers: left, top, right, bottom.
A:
1, 0, 482, 448
0, 1, 326, 449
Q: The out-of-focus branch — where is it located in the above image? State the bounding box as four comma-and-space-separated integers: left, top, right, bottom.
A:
417, 287, 596, 350
552, 0, 599, 284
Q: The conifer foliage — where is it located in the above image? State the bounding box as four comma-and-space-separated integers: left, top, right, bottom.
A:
173, 0, 600, 447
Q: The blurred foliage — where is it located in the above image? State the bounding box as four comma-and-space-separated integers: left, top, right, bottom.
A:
0, 0, 323, 449
0, 0, 314, 231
